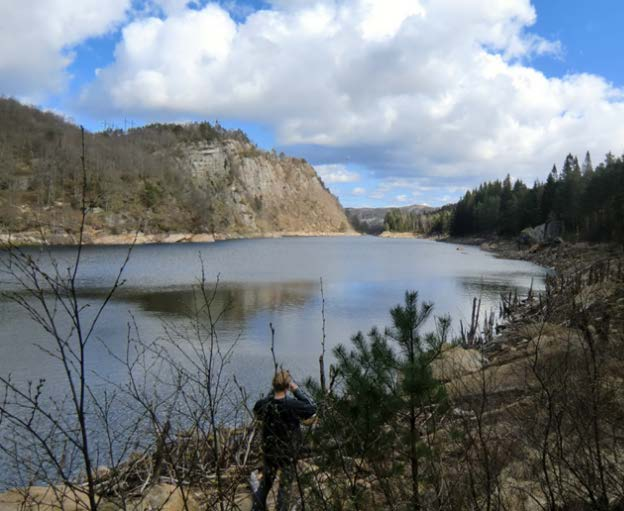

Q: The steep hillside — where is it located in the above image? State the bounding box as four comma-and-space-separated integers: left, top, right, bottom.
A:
0, 98, 351, 244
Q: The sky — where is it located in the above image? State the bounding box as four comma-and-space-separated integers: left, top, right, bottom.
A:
1, 0, 623, 208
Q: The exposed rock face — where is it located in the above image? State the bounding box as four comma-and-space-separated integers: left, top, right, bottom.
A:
0, 99, 352, 242
518, 220, 564, 246
518, 227, 541, 245
183, 140, 351, 235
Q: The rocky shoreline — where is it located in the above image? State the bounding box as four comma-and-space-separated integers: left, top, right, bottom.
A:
436, 234, 622, 275
0, 229, 360, 247
378, 230, 425, 239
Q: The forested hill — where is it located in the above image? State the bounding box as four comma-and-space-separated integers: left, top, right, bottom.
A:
382, 151, 624, 243
346, 204, 433, 234
450, 152, 624, 242
0, 98, 351, 242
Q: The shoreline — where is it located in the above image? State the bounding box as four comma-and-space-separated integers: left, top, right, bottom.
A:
432, 234, 622, 277
0, 229, 361, 247
2, 226, 616, 275
378, 230, 426, 239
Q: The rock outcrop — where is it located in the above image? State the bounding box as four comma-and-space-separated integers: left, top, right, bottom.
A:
518, 220, 563, 246
183, 140, 351, 235
0, 98, 353, 244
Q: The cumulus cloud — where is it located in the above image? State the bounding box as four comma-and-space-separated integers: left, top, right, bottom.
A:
78, 0, 624, 186
0, 0, 129, 98
315, 164, 360, 183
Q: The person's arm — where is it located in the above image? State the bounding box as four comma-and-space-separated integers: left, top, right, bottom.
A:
288, 381, 317, 419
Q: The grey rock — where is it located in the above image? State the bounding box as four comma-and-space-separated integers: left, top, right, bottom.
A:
518, 227, 541, 246
179, 140, 350, 234
518, 220, 564, 245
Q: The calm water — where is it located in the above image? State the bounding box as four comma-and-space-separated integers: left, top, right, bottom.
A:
0, 236, 546, 396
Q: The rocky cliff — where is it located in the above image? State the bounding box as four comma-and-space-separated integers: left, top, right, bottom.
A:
184, 140, 349, 235
0, 98, 352, 244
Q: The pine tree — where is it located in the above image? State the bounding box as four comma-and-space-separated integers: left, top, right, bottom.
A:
582, 151, 594, 176
323, 292, 448, 510
387, 292, 448, 510
498, 175, 516, 235
448, 150, 624, 243
556, 154, 583, 235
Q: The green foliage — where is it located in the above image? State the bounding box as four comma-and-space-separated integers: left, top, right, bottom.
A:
383, 207, 453, 236
310, 292, 449, 508
141, 180, 164, 208
0, 98, 255, 233
450, 152, 624, 242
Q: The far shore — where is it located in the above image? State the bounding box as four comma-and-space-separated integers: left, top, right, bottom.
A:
2, 227, 589, 273
0, 229, 361, 247
378, 230, 426, 239
0, 229, 524, 254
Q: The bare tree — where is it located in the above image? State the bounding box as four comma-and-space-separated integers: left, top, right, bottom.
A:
0, 127, 137, 510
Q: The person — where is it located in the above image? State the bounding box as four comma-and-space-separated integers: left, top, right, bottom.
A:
251, 369, 316, 511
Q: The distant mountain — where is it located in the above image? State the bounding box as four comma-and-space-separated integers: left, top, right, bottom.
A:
346, 204, 435, 234
0, 98, 352, 243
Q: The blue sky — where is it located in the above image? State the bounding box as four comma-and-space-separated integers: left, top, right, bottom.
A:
531, 0, 624, 84
2, 0, 623, 208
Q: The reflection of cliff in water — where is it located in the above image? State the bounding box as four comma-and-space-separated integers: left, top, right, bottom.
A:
86, 280, 319, 324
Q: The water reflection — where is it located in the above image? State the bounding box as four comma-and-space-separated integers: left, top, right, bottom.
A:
71, 281, 320, 337
0, 237, 548, 393
125, 281, 317, 318
458, 274, 536, 300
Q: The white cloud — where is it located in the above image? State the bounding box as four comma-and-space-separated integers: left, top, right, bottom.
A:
352, 187, 366, 196
357, 0, 425, 41
314, 164, 360, 183
395, 194, 409, 203
77, 0, 624, 186
0, 0, 129, 98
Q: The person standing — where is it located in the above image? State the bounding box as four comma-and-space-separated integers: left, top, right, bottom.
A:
251, 370, 316, 511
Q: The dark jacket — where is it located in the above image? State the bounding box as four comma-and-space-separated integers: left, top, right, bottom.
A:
253, 388, 316, 464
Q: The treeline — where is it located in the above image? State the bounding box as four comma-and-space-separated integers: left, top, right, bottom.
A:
383, 205, 454, 236
0, 98, 252, 233
450, 152, 624, 242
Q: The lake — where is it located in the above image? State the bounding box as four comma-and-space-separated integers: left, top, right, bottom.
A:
0, 236, 547, 398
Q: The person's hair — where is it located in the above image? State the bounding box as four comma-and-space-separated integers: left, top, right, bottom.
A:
272, 370, 291, 392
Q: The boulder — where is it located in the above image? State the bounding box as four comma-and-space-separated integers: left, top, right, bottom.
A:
431, 344, 483, 382
518, 220, 564, 246
544, 220, 563, 240
518, 227, 541, 246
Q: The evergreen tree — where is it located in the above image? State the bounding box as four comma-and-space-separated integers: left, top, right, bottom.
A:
320, 292, 448, 510
448, 151, 623, 243
541, 166, 558, 223
556, 153, 583, 235
498, 175, 516, 235
582, 151, 594, 176
519, 184, 540, 229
